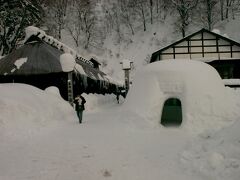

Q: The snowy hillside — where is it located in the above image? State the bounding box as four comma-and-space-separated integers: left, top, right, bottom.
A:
62, 17, 240, 82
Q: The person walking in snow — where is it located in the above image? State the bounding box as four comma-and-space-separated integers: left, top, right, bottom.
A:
116, 93, 120, 104
74, 94, 86, 124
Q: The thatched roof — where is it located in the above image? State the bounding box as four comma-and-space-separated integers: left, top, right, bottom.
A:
0, 38, 63, 75
0, 26, 124, 96
0, 37, 118, 84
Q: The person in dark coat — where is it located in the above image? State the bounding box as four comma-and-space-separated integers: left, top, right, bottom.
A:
116, 93, 120, 104
74, 94, 86, 123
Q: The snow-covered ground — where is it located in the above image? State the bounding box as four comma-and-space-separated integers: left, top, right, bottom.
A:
0, 83, 240, 180
3, 20, 240, 179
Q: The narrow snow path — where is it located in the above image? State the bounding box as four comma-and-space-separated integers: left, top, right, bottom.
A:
0, 106, 202, 180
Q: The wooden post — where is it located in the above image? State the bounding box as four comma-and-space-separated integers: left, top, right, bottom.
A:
67, 72, 73, 106
124, 70, 130, 94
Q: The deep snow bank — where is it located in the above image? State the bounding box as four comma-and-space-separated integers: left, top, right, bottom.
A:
181, 119, 240, 180
0, 84, 78, 140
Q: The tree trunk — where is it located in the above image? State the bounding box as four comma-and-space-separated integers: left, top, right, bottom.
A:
58, 24, 62, 40
140, 3, 146, 31
181, 26, 185, 38
150, 0, 153, 24
225, 0, 231, 19
207, 0, 212, 30
220, 0, 224, 20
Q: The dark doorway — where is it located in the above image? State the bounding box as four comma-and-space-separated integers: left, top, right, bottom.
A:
161, 98, 182, 127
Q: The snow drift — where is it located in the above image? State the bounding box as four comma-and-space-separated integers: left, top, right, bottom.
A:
0, 84, 78, 140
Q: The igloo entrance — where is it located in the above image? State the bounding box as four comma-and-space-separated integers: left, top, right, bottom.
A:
161, 98, 182, 127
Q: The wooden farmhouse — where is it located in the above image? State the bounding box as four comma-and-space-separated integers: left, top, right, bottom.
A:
150, 28, 240, 82
0, 27, 123, 103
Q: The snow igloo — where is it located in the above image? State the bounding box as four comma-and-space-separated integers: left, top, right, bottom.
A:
125, 59, 237, 133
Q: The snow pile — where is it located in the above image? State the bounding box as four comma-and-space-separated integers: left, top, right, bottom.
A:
124, 59, 240, 133
45, 86, 62, 98
181, 120, 240, 180
0, 84, 77, 140
223, 79, 240, 86
121, 59, 133, 70
24, 26, 46, 42
212, 29, 221, 35
60, 53, 76, 72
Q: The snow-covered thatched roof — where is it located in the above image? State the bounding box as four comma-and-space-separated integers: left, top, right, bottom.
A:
24, 26, 93, 67
0, 26, 123, 88
0, 40, 65, 75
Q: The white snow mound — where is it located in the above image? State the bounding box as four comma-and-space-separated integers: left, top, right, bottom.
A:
60, 53, 76, 72
24, 26, 46, 42
0, 84, 77, 140
124, 59, 240, 133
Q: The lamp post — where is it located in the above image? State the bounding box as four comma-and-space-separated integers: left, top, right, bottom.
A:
120, 59, 133, 96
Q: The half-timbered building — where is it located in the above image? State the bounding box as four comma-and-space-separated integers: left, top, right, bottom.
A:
150, 28, 240, 80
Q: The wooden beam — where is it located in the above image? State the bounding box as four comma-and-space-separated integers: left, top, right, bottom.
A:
188, 39, 191, 59
216, 37, 220, 60
190, 38, 220, 41
161, 51, 240, 55
201, 31, 204, 57
173, 44, 232, 48
173, 46, 176, 59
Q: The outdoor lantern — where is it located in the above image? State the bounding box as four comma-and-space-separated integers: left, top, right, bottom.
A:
120, 59, 133, 95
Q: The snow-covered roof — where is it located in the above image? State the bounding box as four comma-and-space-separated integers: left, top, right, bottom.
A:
223, 79, 240, 86
60, 53, 75, 72
121, 59, 133, 70
24, 26, 93, 67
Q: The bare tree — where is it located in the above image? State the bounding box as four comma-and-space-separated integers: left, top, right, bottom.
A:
195, 0, 219, 30
220, 0, 225, 20
66, 0, 96, 49
118, 0, 135, 35
219, 0, 240, 20
230, 0, 240, 19
204, 0, 218, 30
127, 0, 148, 32
0, 0, 42, 55
155, 0, 171, 20
226, 0, 234, 18
66, 4, 81, 47
132, 0, 148, 31
172, 0, 198, 37
47, 0, 69, 39
150, 0, 153, 24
